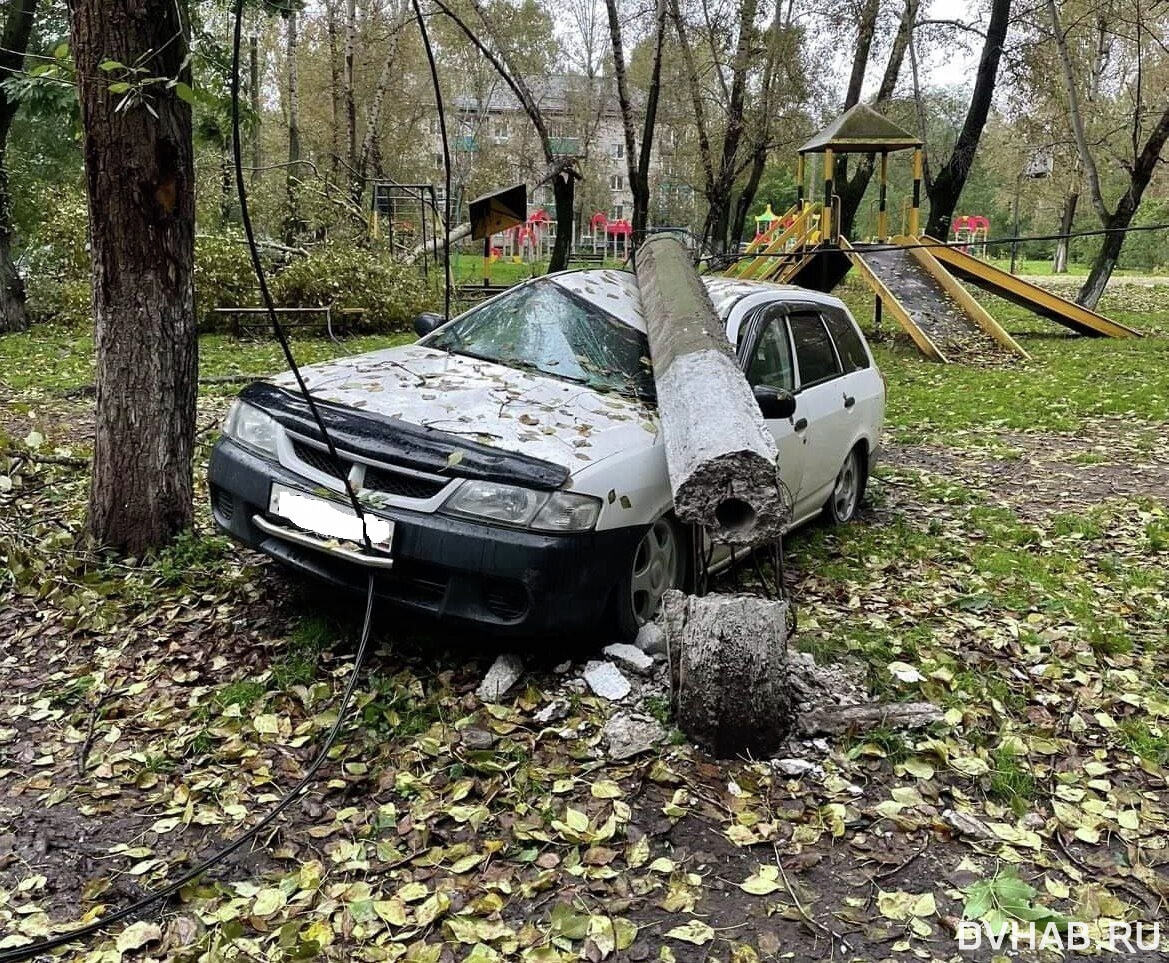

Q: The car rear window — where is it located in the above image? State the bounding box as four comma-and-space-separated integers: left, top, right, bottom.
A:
822, 309, 870, 372
788, 312, 842, 386
424, 280, 654, 399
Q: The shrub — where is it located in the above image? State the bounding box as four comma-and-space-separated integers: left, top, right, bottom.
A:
270, 242, 433, 333
194, 230, 264, 329
22, 187, 92, 326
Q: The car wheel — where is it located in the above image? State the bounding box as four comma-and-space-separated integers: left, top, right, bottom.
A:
611, 514, 686, 640
823, 446, 866, 524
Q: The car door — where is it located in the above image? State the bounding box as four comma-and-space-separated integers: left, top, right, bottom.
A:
785, 310, 851, 512
739, 303, 805, 508
820, 304, 884, 438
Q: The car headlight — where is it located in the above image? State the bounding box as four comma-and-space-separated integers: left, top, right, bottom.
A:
223, 400, 280, 459
442, 481, 600, 532
531, 491, 601, 532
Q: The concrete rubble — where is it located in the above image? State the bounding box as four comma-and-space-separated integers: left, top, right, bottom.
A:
582, 660, 631, 701
603, 712, 666, 760
602, 642, 654, 675
634, 622, 666, 656
476, 653, 524, 702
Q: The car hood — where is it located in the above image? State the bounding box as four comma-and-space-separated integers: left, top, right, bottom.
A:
269, 344, 660, 474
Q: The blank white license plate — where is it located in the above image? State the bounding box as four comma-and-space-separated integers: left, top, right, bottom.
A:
269, 483, 393, 550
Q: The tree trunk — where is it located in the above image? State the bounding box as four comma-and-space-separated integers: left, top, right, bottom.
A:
1053, 189, 1077, 273
1077, 98, 1169, 307
632, 0, 667, 246
284, 6, 301, 243
636, 235, 787, 544
837, 0, 917, 235
923, 0, 1011, 238
71, 0, 197, 553
325, 0, 341, 174
605, 0, 665, 249
353, 36, 403, 203
664, 591, 793, 757
344, 0, 357, 177
0, 0, 38, 333
730, 149, 767, 245
844, 0, 880, 109
249, 30, 261, 184
0, 160, 25, 332
549, 168, 574, 272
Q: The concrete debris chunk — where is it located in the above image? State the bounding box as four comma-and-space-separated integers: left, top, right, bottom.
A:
603, 711, 666, 760
943, 808, 996, 841
633, 621, 666, 656
772, 758, 823, 779
583, 660, 631, 701
603, 642, 654, 675
476, 653, 524, 702
533, 698, 570, 724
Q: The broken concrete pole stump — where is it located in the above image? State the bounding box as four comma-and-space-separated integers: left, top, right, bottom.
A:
662, 590, 793, 757
635, 235, 789, 545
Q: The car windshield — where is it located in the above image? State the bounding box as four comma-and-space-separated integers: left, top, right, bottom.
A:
424, 280, 655, 400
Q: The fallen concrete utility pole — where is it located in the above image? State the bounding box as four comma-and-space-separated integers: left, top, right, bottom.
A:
663, 591, 792, 756
635, 235, 788, 545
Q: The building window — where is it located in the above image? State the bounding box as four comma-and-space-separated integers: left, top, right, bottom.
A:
612, 142, 624, 159
610, 173, 624, 191
611, 204, 624, 220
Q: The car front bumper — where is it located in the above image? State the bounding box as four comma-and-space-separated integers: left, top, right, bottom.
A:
208, 438, 645, 635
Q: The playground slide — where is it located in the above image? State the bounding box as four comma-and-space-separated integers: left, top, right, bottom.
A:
922, 236, 1142, 339
845, 241, 1025, 363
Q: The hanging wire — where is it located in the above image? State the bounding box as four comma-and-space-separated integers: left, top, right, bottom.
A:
410, 0, 453, 321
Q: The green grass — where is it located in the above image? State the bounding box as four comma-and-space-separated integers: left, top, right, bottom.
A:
987, 744, 1036, 816
836, 281, 1169, 440
0, 324, 413, 396
449, 253, 625, 287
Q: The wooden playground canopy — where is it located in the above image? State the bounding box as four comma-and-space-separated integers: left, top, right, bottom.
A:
728, 104, 1141, 364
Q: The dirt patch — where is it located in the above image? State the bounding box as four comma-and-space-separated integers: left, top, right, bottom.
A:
891, 421, 1169, 519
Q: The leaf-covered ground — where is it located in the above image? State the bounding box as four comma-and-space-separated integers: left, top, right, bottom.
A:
1, 281, 1168, 963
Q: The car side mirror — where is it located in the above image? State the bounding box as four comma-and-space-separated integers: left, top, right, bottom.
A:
413, 312, 445, 338
754, 385, 796, 420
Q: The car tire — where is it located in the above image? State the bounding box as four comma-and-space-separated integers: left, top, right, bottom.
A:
823, 445, 867, 525
610, 513, 688, 641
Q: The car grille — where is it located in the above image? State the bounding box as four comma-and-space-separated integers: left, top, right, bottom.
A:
292, 439, 348, 479
291, 438, 446, 501
364, 466, 445, 500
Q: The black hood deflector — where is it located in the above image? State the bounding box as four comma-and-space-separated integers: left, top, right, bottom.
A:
241, 382, 571, 491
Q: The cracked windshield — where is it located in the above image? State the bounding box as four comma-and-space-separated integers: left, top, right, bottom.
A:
426, 282, 655, 400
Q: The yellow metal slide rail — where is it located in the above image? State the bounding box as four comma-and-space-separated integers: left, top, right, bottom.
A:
902, 236, 1030, 360
725, 204, 797, 276
923, 237, 1141, 339
838, 236, 948, 363
732, 205, 820, 281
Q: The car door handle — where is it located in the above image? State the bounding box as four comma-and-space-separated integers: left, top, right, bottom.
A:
794, 417, 808, 432
843, 395, 856, 409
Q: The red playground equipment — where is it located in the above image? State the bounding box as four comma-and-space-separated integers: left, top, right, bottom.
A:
951, 214, 990, 256
587, 212, 632, 260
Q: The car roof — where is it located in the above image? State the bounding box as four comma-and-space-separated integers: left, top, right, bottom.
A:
548, 269, 848, 334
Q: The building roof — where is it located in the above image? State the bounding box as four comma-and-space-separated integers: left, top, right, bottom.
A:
798, 103, 921, 154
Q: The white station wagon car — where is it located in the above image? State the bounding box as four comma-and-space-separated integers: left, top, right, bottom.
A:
209, 270, 885, 638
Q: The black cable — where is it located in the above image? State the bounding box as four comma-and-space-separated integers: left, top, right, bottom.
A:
411, 0, 452, 322
229, 0, 372, 551
0, 574, 377, 962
